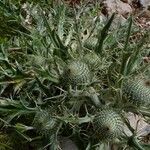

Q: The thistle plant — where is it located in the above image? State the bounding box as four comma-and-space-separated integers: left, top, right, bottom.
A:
0, 1, 149, 150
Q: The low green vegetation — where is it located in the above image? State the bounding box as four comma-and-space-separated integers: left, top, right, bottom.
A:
0, 1, 149, 149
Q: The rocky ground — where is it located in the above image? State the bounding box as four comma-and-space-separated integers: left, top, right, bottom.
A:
66, 0, 150, 29
104, 0, 150, 28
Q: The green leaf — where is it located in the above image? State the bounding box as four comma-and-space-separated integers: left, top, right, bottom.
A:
14, 123, 34, 133
123, 16, 132, 52
126, 33, 149, 74
35, 77, 52, 97
95, 13, 115, 54
40, 8, 68, 59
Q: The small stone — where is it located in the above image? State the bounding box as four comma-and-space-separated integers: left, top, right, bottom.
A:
104, 0, 132, 16
59, 137, 78, 150
139, 0, 150, 8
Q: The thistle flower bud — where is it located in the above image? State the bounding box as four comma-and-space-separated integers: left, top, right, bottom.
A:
83, 37, 98, 50
83, 52, 100, 69
93, 109, 124, 141
63, 60, 91, 86
122, 79, 150, 106
33, 110, 59, 137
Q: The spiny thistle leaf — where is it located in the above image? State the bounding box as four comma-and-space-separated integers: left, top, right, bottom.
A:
41, 9, 68, 60
95, 13, 115, 55
123, 16, 133, 52
120, 25, 148, 76
0, 1, 29, 38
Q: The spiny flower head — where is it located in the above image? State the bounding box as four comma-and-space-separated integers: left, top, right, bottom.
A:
63, 60, 91, 86
83, 52, 100, 69
83, 37, 98, 50
122, 79, 150, 106
93, 109, 124, 141
33, 110, 60, 137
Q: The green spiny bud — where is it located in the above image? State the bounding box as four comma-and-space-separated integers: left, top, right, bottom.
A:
33, 110, 60, 137
63, 60, 91, 86
83, 37, 98, 50
29, 55, 46, 67
83, 52, 100, 69
93, 109, 124, 141
122, 79, 150, 106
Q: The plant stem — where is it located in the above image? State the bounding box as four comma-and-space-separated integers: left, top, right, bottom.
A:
128, 136, 145, 150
